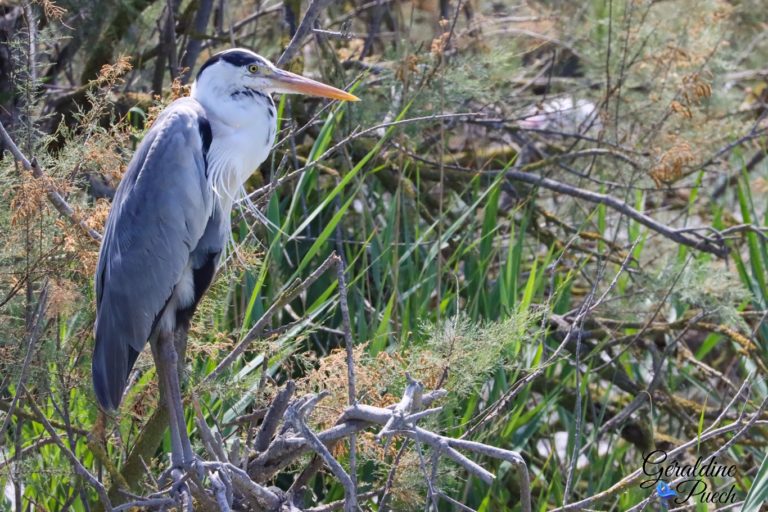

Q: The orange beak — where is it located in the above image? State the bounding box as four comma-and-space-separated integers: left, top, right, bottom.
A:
269, 68, 359, 102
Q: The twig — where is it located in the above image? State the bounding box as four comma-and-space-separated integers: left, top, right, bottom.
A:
199, 5, 283, 50
202, 461, 281, 510
254, 380, 295, 452
285, 400, 359, 512
0, 283, 48, 437
625, 394, 768, 512
0, 436, 56, 470
204, 253, 340, 382
376, 374, 422, 442
335, 237, 358, 494
0, 399, 89, 436
247, 390, 447, 480
25, 391, 113, 511
338, 401, 504, 487
209, 470, 232, 512
112, 497, 175, 511
503, 169, 728, 257
244, 113, 488, 204
550, 406, 768, 511
437, 492, 478, 512
336, 252, 357, 406
399, 424, 494, 485
443, 438, 531, 512
277, 0, 334, 67
191, 395, 226, 462
464, 258, 634, 445
305, 490, 380, 512
0, 120, 102, 242
378, 440, 411, 512
712, 147, 768, 199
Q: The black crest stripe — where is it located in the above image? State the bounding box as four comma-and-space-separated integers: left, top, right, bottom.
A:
197, 49, 270, 79
196, 54, 222, 79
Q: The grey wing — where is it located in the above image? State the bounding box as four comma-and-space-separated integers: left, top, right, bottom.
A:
92, 98, 220, 410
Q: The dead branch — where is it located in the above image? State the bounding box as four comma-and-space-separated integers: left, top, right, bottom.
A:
285, 398, 358, 512
0, 399, 89, 436
552, 396, 768, 512
254, 380, 295, 452
0, 283, 49, 436
503, 169, 728, 257
178, 0, 214, 83
240, 379, 531, 512
376, 373, 423, 442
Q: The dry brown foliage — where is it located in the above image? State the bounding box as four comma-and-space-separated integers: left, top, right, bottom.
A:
34, 0, 66, 20
649, 140, 695, 187
94, 55, 132, 87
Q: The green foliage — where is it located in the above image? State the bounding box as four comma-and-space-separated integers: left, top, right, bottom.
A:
743, 451, 768, 512
412, 311, 540, 399
663, 257, 751, 327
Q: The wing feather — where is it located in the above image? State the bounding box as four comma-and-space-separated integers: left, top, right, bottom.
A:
92, 98, 216, 410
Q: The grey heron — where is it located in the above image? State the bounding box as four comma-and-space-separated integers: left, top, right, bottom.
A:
92, 48, 357, 482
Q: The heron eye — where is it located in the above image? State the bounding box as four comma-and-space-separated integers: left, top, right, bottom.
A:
248, 64, 260, 73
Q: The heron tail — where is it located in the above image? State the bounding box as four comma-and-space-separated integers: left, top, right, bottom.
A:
92, 328, 140, 410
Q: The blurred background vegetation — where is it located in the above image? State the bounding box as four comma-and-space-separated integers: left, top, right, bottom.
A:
1, 0, 768, 510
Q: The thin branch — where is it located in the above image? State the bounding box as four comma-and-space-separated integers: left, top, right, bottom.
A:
305, 490, 380, 512
336, 251, 357, 406
179, 0, 213, 83
247, 389, 448, 483
378, 440, 411, 512
285, 400, 358, 512
245, 113, 488, 204
203, 253, 340, 383
551, 405, 768, 512
0, 399, 89, 436
0, 436, 56, 470
254, 380, 295, 452
336, 240, 358, 494
376, 374, 422, 442
503, 169, 728, 257
0, 120, 102, 242
191, 395, 226, 462
276, 0, 334, 67
25, 391, 113, 511
113, 498, 175, 511
0, 283, 48, 437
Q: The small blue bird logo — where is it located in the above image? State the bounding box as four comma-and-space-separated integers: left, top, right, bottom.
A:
656, 481, 677, 509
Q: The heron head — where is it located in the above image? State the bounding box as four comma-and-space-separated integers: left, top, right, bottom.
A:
192, 48, 359, 103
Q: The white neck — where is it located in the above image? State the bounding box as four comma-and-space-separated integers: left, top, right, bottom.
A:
192, 89, 277, 214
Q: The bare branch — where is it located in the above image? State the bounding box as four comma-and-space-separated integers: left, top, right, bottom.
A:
305, 490, 380, 512
179, 0, 214, 83
254, 380, 295, 452
277, 0, 334, 67
503, 169, 728, 257
551, 402, 768, 512
285, 399, 358, 512
335, 243, 358, 496
376, 374, 422, 442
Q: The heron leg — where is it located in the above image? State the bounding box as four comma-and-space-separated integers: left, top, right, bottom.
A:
153, 330, 194, 468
